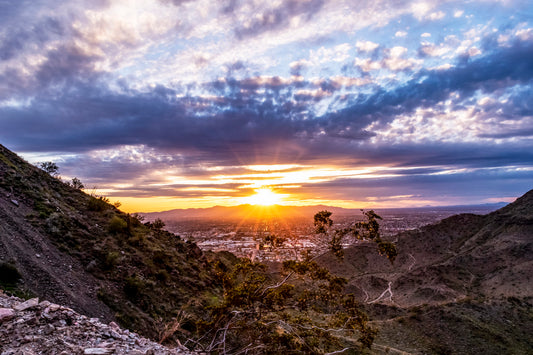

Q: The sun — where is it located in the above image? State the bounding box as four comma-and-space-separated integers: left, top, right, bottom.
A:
243, 188, 283, 206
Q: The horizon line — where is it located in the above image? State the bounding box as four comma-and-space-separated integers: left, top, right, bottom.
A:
137, 201, 509, 214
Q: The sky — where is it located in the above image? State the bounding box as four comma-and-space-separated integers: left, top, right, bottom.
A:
1, 0, 532, 212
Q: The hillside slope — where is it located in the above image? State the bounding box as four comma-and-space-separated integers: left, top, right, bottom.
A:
318, 189, 533, 353
327, 190, 533, 305
0, 144, 224, 342
0, 144, 115, 320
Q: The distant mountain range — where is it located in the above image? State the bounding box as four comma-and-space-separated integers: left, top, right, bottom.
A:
140, 202, 508, 222
141, 204, 351, 221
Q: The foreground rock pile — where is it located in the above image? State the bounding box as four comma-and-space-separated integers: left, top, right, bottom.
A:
0, 291, 193, 355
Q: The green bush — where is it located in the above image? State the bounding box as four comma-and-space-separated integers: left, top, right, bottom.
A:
88, 195, 111, 211
108, 216, 127, 234
35, 200, 54, 219
70, 177, 84, 189
156, 269, 170, 282
0, 262, 22, 285
103, 251, 120, 270
124, 276, 145, 299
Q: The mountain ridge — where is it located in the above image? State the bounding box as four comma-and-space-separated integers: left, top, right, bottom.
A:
0, 143, 224, 342
314, 188, 533, 353
320, 189, 533, 305
140, 202, 507, 222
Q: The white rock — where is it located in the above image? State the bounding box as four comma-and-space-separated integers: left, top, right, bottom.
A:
83, 348, 113, 354
47, 303, 60, 312
39, 300, 51, 308
14, 298, 39, 311
110, 330, 122, 339
0, 308, 15, 322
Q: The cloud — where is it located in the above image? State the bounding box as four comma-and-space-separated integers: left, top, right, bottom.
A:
290, 59, 312, 76
301, 165, 533, 204
1, 0, 532, 206
351, 35, 532, 123
356, 41, 379, 52
453, 10, 464, 18
427, 11, 445, 21
2, 34, 532, 168
233, 0, 325, 39
0, 18, 66, 61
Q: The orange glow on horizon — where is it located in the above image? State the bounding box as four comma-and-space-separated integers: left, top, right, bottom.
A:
239, 187, 286, 206
109, 194, 448, 213
100, 164, 454, 213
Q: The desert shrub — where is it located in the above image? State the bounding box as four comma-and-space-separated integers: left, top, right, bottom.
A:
127, 234, 145, 246
192, 257, 377, 353
152, 250, 170, 266
35, 200, 54, 219
131, 213, 145, 223
0, 262, 22, 285
124, 276, 145, 300
108, 216, 127, 234
88, 195, 111, 211
156, 269, 170, 282
103, 251, 120, 270
70, 177, 84, 189
39, 161, 59, 176
183, 210, 396, 353
150, 218, 166, 236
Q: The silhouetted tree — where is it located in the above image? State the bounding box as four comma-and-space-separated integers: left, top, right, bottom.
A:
70, 177, 84, 189
315, 209, 398, 263
39, 161, 59, 177
153, 218, 165, 231
179, 210, 396, 353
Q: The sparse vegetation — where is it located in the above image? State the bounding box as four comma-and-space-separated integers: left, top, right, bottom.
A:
70, 177, 84, 190
0, 262, 31, 299
151, 218, 165, 235
108, 215, 128, 234
87, 195, 111, 211
39, 161, 59, 176
174, 210, 396, 353
124, 275, 146, 300
193, 257, 361, 353
103, 252, 120, 270
0, 262, 22, 286
314, 209, 397, 263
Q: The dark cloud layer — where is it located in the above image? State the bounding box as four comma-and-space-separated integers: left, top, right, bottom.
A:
2, 36, 532, 170
0, 18, 65, 61
330, 38, 533, 130
234, 0, 325, 39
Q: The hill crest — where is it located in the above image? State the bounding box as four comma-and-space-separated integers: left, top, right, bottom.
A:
0, 144, 223, 342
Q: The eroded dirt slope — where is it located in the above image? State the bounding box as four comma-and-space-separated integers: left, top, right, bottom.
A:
0, 145, 114, 321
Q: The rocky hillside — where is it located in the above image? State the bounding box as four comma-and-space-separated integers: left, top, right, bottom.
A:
0, 290, 191, 354
318, 189, 533, 353
0, 144, 226, 343
322, 189, 533, 306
